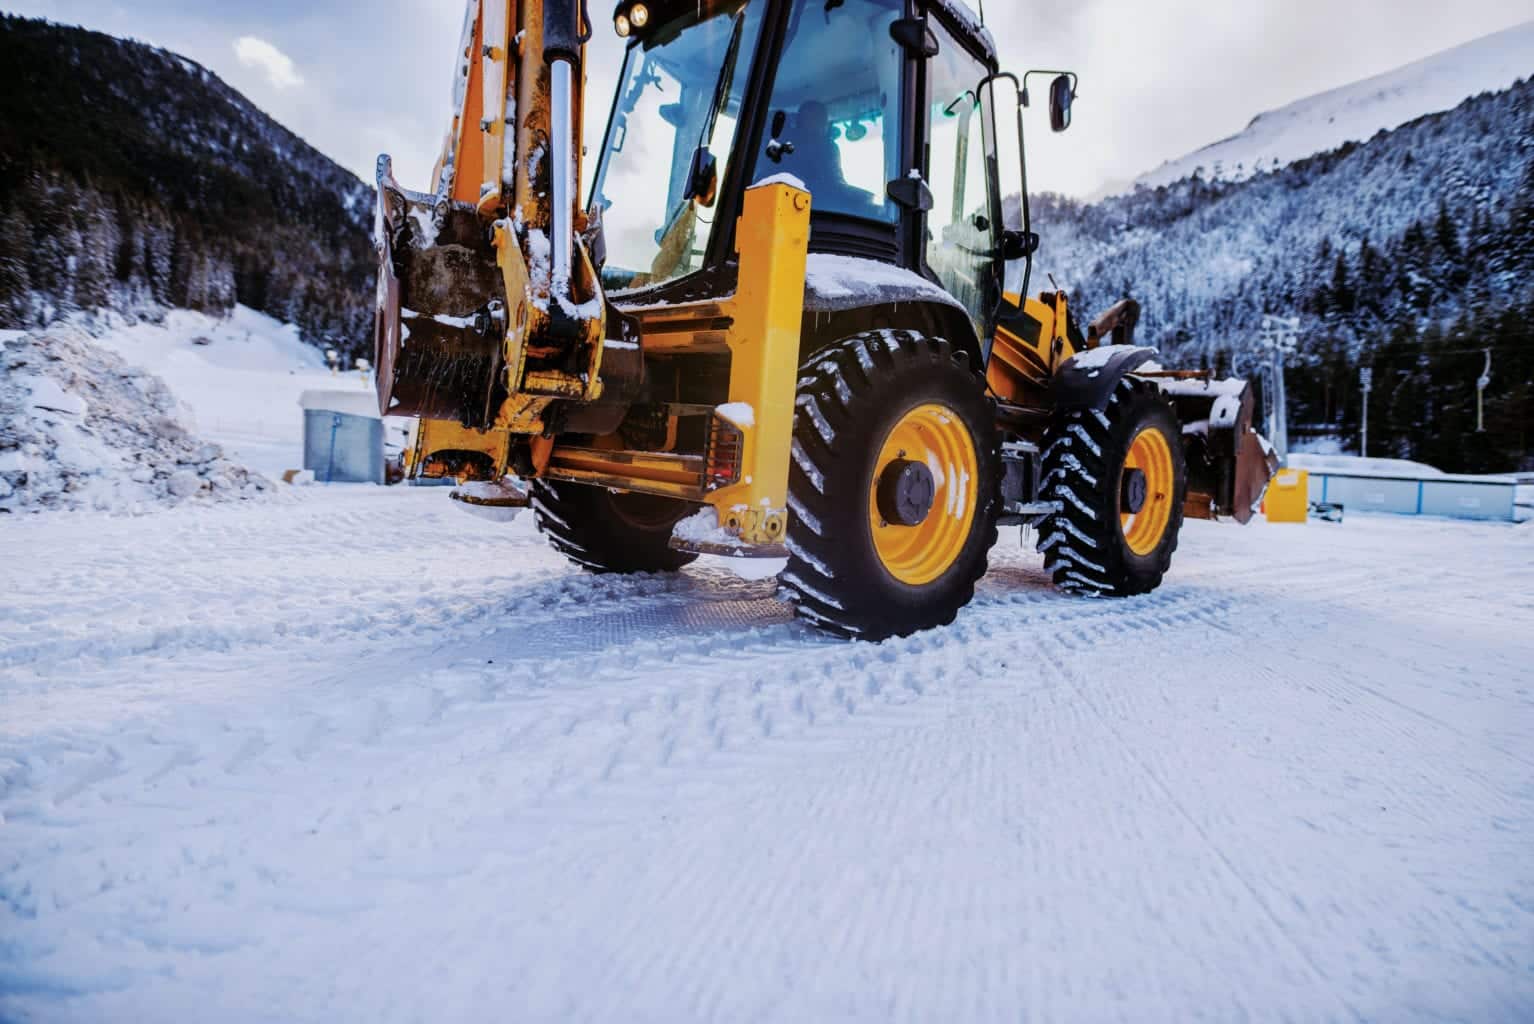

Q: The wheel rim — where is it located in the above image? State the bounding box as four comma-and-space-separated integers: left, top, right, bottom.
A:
1121, 427, 1175, 556
867, 403, 978, 586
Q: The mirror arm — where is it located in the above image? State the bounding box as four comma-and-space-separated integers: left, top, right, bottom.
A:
979, 71, 1036, 306
1012, 70, 1078, 300
1017, 102, 1034, 304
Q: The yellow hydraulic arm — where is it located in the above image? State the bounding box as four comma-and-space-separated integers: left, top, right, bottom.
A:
374, 0, 606, 446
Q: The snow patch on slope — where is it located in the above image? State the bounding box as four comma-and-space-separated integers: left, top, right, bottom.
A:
1128, 19, 1534, 193
87, 304, 406, 477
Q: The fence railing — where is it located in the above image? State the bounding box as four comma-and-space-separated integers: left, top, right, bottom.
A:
1307, 472, 1519, 522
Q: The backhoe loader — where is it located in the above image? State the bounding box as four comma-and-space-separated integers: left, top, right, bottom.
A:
373, 0, 1277, 640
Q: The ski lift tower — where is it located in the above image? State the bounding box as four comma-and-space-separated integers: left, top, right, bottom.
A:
1476, 349, 1492, 433
1258, 315, 1301, 461
1360, 366, 1373, 456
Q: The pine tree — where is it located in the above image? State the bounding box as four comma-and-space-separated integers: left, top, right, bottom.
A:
0, 206, 33, 324
113, 193, 137, 283
1502, 161, 1534, 273
1330, 252, 1355, 316
72, 185, 116, 311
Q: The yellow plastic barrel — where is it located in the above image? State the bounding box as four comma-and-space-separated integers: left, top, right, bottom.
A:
1265, 468, 1310, 524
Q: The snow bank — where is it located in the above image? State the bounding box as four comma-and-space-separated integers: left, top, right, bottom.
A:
1287, 453, 1446, 478
90, 305, 338, 439
84, 305, 408, 477
0, 325, 273, 515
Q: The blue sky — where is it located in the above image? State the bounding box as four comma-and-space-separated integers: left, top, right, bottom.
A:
5, 0, 1532, 196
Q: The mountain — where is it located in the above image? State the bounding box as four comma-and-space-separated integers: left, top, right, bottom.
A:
0, 15, 374, 357
1127, 19, 1534, 194
1027, 79, 1534, 473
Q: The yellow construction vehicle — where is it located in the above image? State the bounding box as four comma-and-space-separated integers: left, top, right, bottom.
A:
374, 0, 1276, 639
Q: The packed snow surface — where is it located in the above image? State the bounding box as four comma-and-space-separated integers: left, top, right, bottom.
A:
1129, 19, 1534, 192
1, 490, 1531, 1021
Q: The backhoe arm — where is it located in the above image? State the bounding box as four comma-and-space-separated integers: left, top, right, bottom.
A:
373, 0, 610, 468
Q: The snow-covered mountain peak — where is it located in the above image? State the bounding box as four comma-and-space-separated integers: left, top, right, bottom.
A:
1127, 19, 1534, 194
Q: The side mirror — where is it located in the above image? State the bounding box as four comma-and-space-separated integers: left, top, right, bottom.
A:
687, 147, 718, 207
1002, 229, 1039, 261
765, 110, 796, 164
1049, 74, 1074, 133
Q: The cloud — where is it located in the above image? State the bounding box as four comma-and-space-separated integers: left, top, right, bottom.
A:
234, 35, 303, 90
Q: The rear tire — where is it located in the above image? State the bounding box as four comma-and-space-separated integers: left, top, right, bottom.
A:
782, 331, 1001, 640
531, 480, 699, 574
1036, 379, 1186, 596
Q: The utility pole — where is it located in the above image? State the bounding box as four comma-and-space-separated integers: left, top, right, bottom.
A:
1258, 315, 1300, 461
1476, 349, 1492, 433
1359, 366, 1373, 457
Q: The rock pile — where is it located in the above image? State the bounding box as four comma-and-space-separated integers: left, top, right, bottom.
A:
0, 325, 273, 514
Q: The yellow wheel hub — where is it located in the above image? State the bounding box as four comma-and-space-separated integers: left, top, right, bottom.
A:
1121, 426, 1175, 556
867, 403, 978, 586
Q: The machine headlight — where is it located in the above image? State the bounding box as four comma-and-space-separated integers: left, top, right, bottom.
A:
629, 3, 649, 28
614, 12, 631, 36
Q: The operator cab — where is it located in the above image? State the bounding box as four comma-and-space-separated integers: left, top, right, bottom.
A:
590, 0, 1038, 353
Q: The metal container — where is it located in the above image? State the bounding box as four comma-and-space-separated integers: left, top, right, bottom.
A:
300, 390, 385, 485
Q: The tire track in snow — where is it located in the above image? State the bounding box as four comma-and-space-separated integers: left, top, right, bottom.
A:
1032, 636, 1363, 1022
4, 502, 1533, 1021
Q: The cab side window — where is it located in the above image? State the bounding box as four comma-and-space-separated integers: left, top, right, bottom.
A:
925, 25, 997, 332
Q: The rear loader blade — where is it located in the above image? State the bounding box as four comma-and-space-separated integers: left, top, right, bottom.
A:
1232, 430, 1281, 525
1160, 374, 1278, 522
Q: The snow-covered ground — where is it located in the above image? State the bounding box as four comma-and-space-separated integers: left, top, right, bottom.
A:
2, 488, 1531, 1022
87, 306, 405, 479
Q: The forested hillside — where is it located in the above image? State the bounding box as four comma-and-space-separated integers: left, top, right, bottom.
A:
0, 15, 374, 358
1028, 79, 1534, 471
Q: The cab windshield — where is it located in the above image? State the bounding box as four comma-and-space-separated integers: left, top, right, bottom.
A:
589, 2, 766, 291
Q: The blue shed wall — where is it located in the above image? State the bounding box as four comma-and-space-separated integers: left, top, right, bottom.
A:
303, 410, 384, 484
1304, 472, 1516, 522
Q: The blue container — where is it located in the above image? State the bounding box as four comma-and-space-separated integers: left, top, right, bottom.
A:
300, 390, 385, 484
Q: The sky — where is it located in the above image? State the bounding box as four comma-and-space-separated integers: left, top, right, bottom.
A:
5, 0, 1532, 197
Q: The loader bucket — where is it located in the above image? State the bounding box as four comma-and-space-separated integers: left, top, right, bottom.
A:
374, 156, 509, 429
1161, 376, 1278, 523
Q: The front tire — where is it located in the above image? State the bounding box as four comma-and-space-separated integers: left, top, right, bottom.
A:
1036, 379, 1187, 596
531, 480, 699, 574
782, 331, 1001, 640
